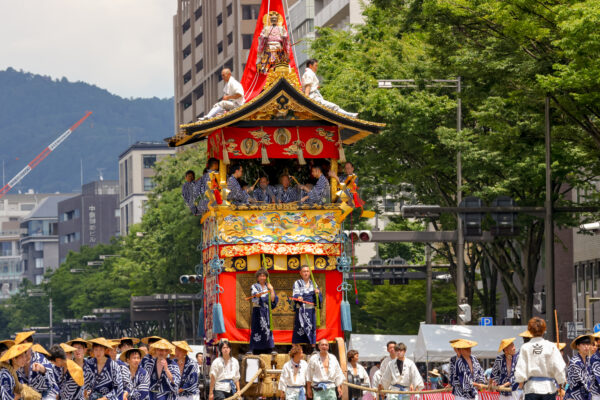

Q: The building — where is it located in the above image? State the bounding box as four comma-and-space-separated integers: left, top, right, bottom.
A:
57, 181, 120, 264
118, 142, 175, 235
173, 0, 298, 128
0, 194, 63, 299
20, 195, 75, 286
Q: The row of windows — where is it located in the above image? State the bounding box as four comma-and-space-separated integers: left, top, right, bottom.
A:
242, 4, 260, 20
143, 155, 157, 169
575, 260, 600, 294
0, 203, 35, 211
61, 232, 80, 244
60, 208, 80, 222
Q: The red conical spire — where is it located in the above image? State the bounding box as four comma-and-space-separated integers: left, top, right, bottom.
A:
241, 0, 300, 101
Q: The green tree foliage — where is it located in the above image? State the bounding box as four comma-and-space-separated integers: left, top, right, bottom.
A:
310, 0, 599, 322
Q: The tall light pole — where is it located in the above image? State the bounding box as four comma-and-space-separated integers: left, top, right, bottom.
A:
544, 97, 556, 339
378, 78, 465, 322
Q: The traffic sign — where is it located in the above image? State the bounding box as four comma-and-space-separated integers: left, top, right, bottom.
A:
479, 317, 493, 326
594, 323, 600, 333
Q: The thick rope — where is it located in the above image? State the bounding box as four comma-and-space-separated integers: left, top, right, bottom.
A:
224, 368, 263, 400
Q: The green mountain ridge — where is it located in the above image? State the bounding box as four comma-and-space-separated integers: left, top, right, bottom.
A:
0, 67, 174, 193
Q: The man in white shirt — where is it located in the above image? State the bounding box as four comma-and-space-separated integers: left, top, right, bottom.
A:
302, 59, 358, 118
307, 339, 345, 400
380, 341, 397, 375
514, 317, 566, 400
380, 343, 424, 400
200, 68, 245, 120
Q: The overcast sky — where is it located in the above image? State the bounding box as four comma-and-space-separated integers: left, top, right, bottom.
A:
0, 1, 177, 99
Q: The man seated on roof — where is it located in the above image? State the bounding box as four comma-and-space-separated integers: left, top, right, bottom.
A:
300, 165, 330, 205
276, 175, 300, 203
302, 59, 358, 118
227, 164, 251, 205
252, 176, 277, 203
199, 68, 245, 120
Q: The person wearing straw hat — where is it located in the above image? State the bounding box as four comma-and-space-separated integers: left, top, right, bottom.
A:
514, 317, 566, 400
83, 338, 124, 400
428, 369, 441, 390
292, 265, 323, 352
589, 333, 600, 400
306, 339, 345, 400
121, 349, 150, 400
140, 338, 164, 371
564, 334, 593, 400
66, 339, 89, 368
278, 344, 308, 400
47, 344, 84, 400
143, 339, 180, 400
208, 340, 239, 400
249, 268, 279, 355
346, 350, 370, 400
172, 341, 198, 400
0, 341, 14, 358
14, 332, 56, 400
119, 339, 140, 354
1, 343, 33, 400
519, 330, 533, 345
451, 339, 486, 400
107, 340, 132, 400
490, 338, 520, 400
448, 339, 461, 394
60, 343, 78, 361
380, 343, 423, 400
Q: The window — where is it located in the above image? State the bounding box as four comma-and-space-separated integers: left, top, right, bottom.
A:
242, 4, 260, 20
34, 241, 43, 251
194, 6, 202, 20
35, 258, 43, 270
242, 34, 253, 50
226, 3, 233, 16
0, 242, 11, 257
20, 203, 34, 211
61, 209, 80, 221
35, 275, 43, 285
194, 84, 204, 100
195, 32, 203, 47
144, 177, 156, 191
143, 155, 157, 169
183, 45, 191, 59
182, 94, 192, 110
183, 70, 192, 84
182, 19, 190, 34
115, 209, 120, 218
227, 32, 233, 46
217, 41, 223, 54
217, 13, 222, 26
195, 59, 204, 73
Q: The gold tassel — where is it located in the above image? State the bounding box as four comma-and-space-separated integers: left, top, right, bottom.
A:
261, 143, 270, 164
338, 142, 346, 163
221, 130, 230, 165
296, 127, 306, 165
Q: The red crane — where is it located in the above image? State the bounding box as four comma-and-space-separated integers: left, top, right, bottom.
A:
0, 111, 92, 199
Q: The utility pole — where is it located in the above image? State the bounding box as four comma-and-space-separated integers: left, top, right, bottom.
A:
378, 77, 465, 322
544, 97, 556, 339
49, 296, 53, 346
425, 222, 433, 323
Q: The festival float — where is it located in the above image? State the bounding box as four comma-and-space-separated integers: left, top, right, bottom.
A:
166, 0, 384, 398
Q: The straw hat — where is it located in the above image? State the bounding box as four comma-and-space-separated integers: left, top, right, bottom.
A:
172, 341, 193, 354
570, 334, 594, 350
150, 339, 174, 351
119, 337, 140, 345
66, 359, 84, 386
32, 344, 50, 357
556, 342, 566, 350
519, 330, 533, 338
429, 368, 441, 377
451, 339, 478, 349
66, 338, 90, 348
14, 331, 35, 345
498, 338, 516, 353
141, 336, 163, 345
87, 338, 113, 349
0, 342, 32, 362
108, 340, 121, 349
0, 340, 15, 348
449, 339, 461, 344
60, 343, 77, 353
119, 348, 147, 363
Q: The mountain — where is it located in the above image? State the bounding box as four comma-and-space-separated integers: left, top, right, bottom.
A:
0, 67, 174, 193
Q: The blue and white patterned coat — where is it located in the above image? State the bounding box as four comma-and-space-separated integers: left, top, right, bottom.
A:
227, 176, 249, 205
17, 351, 56, 397
490, 352, 520, 392
589, 351, 600, 397
276, 185, 300, 203
252, 185, 277, 203
0, 367, 15, 400
565, 353, 591, 400
305, 175, 329, 205
143, 358, 180, 400
174, 356, 198, 397
59, 367, 84, 400
453, 355, 485, 399
128, 367, 150, 400
83, 357, 124, 400
291, 279, 323, 345
249, 283, 279, 351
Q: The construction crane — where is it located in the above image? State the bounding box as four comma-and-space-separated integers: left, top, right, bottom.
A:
0, 111, 92, 199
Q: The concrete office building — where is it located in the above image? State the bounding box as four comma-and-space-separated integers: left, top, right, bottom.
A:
119, 142, 175, 235
0, 194, 65, 299
20, 195, 75, 286
57, 181, 120, 264
173, 0, 298, 129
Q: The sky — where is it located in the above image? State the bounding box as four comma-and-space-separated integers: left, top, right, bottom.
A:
0, 1, 177, 99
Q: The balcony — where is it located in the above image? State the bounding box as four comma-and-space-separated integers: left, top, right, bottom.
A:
315, 0, 349, 28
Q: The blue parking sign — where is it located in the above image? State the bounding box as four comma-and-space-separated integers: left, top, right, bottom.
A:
480, 317, 493, 326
